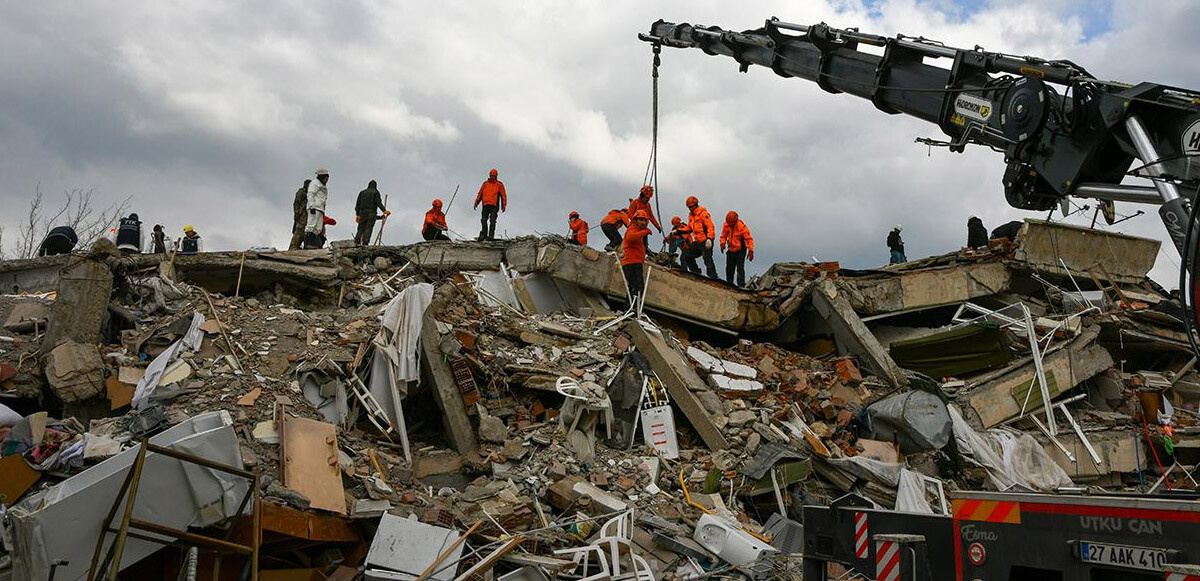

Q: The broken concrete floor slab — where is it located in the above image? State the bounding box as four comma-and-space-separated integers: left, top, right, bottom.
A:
965, 327, 1114, 428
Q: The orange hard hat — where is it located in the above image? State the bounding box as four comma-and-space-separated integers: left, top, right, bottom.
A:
686, 196, 699, 207
671, 216, 682, 226
639, 185, 654, 197
726, 211, 738, 223
489, 168, 498, 176
634, 210, 649, 220
433, 198, 443, 207
568, 211, 579, 219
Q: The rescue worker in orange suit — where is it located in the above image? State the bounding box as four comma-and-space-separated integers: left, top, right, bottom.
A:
665, 215, 691, 268
422, 199, 450, 241
720, 211, 755, 287
627, 185, 663, 235
681, 196, 717, 278
622, 210, 653, 307
473, 168, 507, 241
567, 211, 589, 246
599, 208, 630, 252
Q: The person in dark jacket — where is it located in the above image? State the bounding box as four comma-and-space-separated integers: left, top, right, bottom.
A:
151, 224, 168, 254
115, 213, 144, 254
990, 220, 1023, 243
887, 225, 906, 264
38, 226, 78, 256
290, 179, 310, 250
967, 216, 988, 249
354, 180, 389, 245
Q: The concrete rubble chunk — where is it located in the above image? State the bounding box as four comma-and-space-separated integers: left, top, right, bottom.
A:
44, 259, 113, 348
45, 340, 106, 403
3, 300, 49, 333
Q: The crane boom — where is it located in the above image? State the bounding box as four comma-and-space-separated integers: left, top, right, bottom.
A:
641, 18, 1200, 256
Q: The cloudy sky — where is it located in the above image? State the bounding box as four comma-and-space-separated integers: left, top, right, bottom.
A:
1, 0, 1196, 286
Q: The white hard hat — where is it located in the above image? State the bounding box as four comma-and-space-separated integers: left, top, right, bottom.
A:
895, 224, 902, 231
315, 168, 330, 176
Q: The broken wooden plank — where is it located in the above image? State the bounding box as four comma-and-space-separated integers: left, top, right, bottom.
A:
279, 414, 347, 515
624, 321, 729, 451
260, 503, 360, 541
0, 454, 40, 505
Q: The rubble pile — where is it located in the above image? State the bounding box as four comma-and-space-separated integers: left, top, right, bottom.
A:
0, 218, 1197, 580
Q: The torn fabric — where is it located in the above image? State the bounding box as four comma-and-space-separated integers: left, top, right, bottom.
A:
131, 311, 205, 409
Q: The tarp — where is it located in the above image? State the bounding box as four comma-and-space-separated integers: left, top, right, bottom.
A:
865, 390, 951, 453
890, 322, 1011, 378
369, 283, 433, 462
948, 404, 1072, 492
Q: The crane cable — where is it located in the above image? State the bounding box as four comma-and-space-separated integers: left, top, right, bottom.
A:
643, 44, 662, 230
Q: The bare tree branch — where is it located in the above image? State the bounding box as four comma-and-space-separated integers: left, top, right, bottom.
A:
10, 185, 132, 258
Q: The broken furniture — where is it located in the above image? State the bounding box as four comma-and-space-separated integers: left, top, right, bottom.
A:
86, 440, 261, 581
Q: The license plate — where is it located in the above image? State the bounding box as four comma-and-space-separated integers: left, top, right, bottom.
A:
1079, 541, 1169, 572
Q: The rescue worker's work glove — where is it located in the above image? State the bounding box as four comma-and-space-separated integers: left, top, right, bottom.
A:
748, 250, 755, 261
355, 215, 361, 223
385, 210, 392, 216
474, 202, 479, 210
705, 239, 713, 250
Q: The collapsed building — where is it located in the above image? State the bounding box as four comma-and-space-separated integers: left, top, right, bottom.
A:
0, 218, 1194, 581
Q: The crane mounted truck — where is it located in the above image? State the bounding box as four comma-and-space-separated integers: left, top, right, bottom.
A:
641, 17, 1200, 581
640, 17, 1200, 263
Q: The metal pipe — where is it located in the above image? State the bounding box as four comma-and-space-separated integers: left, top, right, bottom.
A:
1074, 183, 1165, 205
1124, 115, 1182, 203
770, 20, 809, 33
895, 38, 957, 58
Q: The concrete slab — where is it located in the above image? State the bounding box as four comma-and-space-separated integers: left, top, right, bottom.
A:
1043, 430, 1144, 479
420, 310, 478, 455
1015, 219, 1160, 284
402, 240, 506, 272
0, 254, 71, 294
812, 279, 907, 388
44, 259, 112, 348
965, 328, 1114, 428
837, 262, 1011, 316
527, 243, 779, 331
625, 321, 729, 451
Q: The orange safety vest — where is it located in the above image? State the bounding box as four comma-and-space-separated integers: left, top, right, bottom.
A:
475, 179, 507, 209
621, 224, 652, 266
569, 218, 589, 245
688, 206, 715, 244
